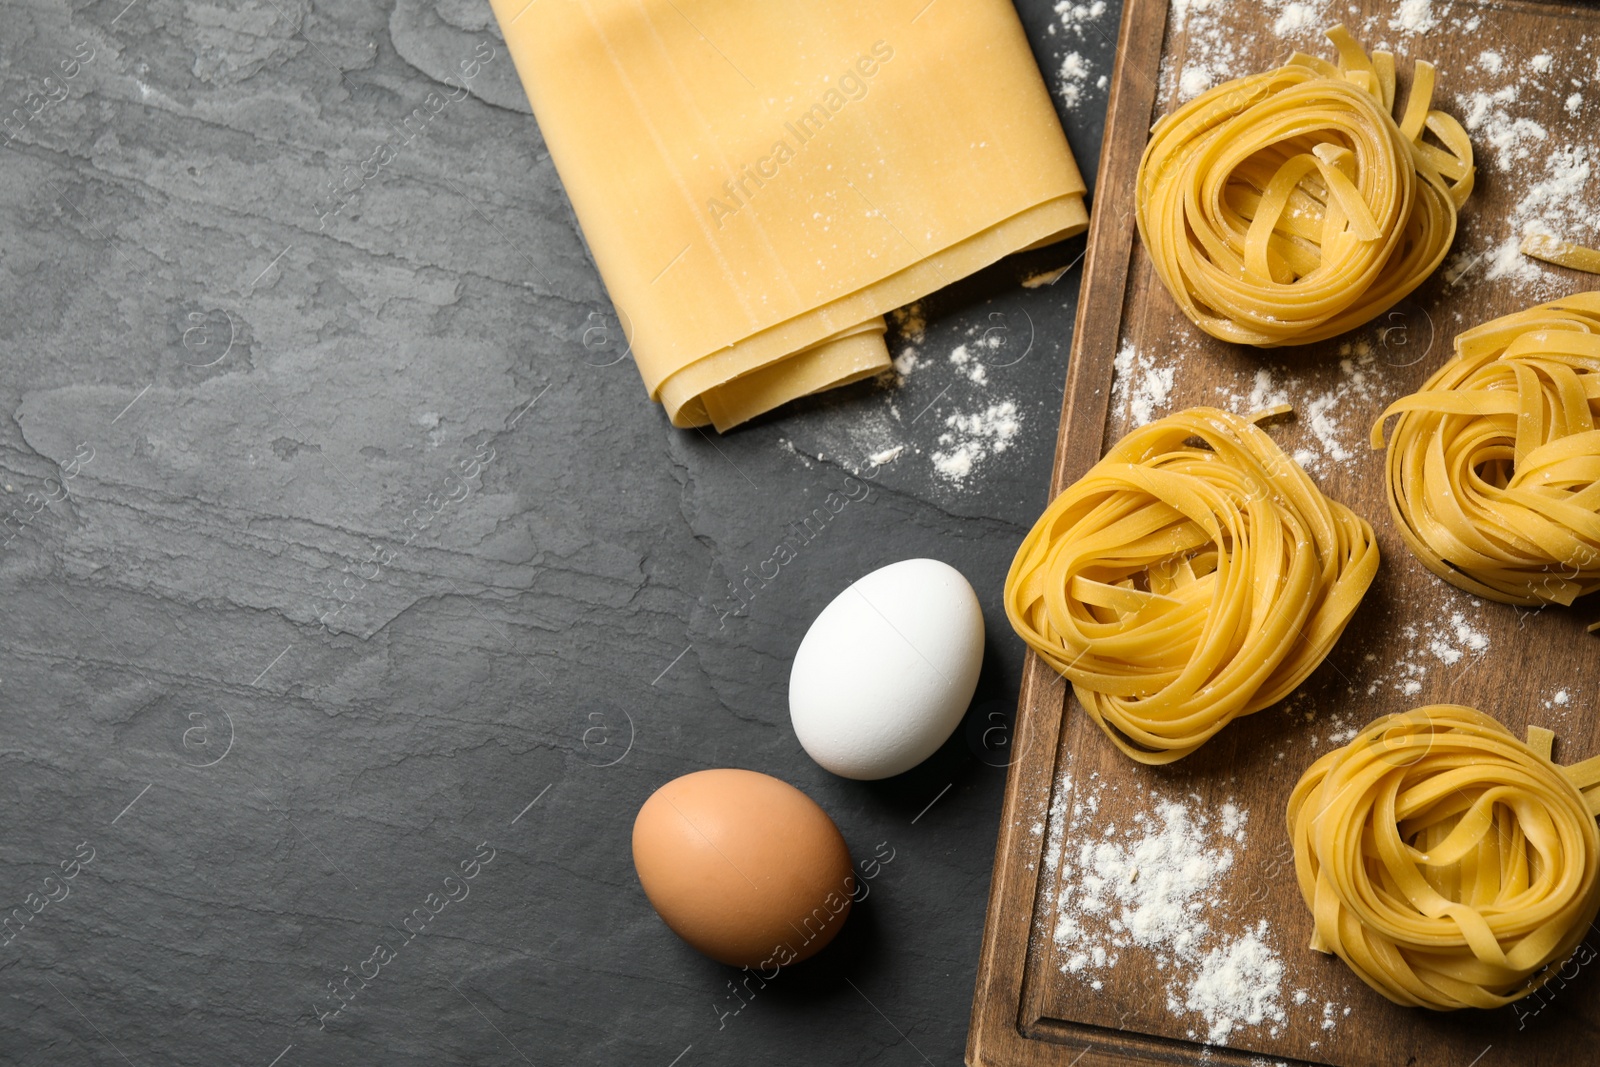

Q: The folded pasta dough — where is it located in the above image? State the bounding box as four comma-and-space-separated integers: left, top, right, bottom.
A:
489, 0, 1088, 430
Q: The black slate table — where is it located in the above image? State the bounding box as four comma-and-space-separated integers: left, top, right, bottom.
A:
0, 1, 1117, 1062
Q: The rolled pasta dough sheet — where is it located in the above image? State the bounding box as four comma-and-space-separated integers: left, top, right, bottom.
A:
489, 0, 1088, 429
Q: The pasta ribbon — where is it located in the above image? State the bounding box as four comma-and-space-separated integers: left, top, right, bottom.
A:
1136, 27, 1473, 346
1373, 293, 1600, 616
1288, 705, 1600, 1009
1004, 407, 1378, 763
1521, 234, 1600, 275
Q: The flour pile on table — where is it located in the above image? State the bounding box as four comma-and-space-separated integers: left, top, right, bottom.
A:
1048, 1, 1111, 110
1164, 0, 1333, 102
932, 401, 1021, 484
1043, 775, 1331, 1044
1107, 336, 1396, 476
1387, 0, 1442, 34
1218, 341, 1384, 473
791, 304, 1033, 492
1446, 46, 1600, 294
1359, 600, 1491, 698
1111, 342, 1178, 427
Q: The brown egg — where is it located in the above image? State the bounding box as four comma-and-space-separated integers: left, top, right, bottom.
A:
632, 769, 854, 968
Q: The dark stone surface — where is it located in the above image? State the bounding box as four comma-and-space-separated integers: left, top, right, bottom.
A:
0, 1, 1118, 1063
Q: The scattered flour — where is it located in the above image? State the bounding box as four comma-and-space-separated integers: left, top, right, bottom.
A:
1540, 685, 1583, 715
1179, 66, 1213, 100
892, 347, 920, 382
885, 304, 926, 386
1363, 607, 1491, 698
775, 437, 813, 468
1165, 0, 1333, 126
1052, 0, 1109, 36
1058, 51, 1093, 110
1184, 923, 1285, 1044
1112, 342, 1177, 427
1459, 85, 1547, 172
1220, 341, 1381, 472
1102, 330, 1403, 477
1265, 0, 1327, 40
949, 343, 989, 385
860, 314, 1035, 492
830, 300, 1036, 492
1245, 368, 1290, 413
889, 303, 926, 344
932, 401, 1020, 483
1050, 1, 1110, 109
1043, 776, 1321, 1045
1169, 0, 1222, 22
1388, 0, 1440, 35
1484, 146, 1593, 284
1273, 2, 1321, 36
1164, 1, 1241, 108
1445, 44, 1600, 297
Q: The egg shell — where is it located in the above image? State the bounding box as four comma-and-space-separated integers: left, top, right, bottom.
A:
789, 558, 985, 780
631, 769, 854, 968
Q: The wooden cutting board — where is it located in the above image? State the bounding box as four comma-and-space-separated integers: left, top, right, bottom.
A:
967, 0, 1600, 1064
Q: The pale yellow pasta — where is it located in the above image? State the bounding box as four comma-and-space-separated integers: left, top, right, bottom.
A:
1288, 705, 1600, 1009
1521, 234, 1600, 275
1004, 407, 1378, 763
489, 0, 1087, 431
1136, 26, 1473, 346
1373, 293, 1600, 616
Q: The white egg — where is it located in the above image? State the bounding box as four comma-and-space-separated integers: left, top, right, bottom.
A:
789, 558, 985, 780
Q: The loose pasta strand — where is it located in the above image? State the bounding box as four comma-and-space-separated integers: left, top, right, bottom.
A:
1521, 234, 1600, 275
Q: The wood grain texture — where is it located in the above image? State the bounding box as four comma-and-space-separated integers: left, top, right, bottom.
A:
968, 1, 1600, 1064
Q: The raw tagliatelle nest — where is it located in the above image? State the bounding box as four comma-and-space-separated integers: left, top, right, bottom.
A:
1136, 26, 1474, 346
1003, 407, 1378, 764
1288, 705, 1600, 1009
1373, 292, 1600, 619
